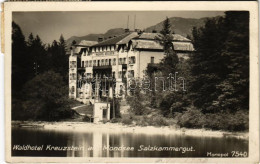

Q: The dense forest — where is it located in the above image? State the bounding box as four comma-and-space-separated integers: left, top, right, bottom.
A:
127, 11, 249, 131
12, 21, 74, 121
12, 11, 249, 131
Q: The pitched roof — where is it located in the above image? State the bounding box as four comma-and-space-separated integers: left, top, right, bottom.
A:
93, 32, 135, 47
172, 42, 194, 51
76, 40, 98, 47
117, 32, 139, 45
131, 40, 194, 51
172, 34, 191, 42
131, 40, 163, 50
137, 32, 191, 42
73, 40, 98, 53
137, 33, 160, 40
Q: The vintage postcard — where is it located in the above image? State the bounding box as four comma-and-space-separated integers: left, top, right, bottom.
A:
2, 1, 259, 163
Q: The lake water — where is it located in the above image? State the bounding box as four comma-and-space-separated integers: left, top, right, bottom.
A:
12, 127, 248, 157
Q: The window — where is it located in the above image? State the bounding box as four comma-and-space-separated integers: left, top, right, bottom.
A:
109, 59, 111, 66
70, 73, 76, 80
98, 60, 100, 66
93, 60, 96, 66
70, 61, 76, 68
151, 57, 154, 64
105, 59, 108, 65
101, 59, 104, 66
123, 58, 126, 64
71, 86, 75, 93
86, 73, 91, 78
86, 61, 89, 67
113, 58, 116, 65
129, 56, 136, 64
119, 58, 122, 65
89, 61, 92, 67
112, 72, 115, 78
128, 70, 134, 78
118, 71, 122, 78
82, 61, 84, 67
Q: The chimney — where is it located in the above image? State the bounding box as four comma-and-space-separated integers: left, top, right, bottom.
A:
125, 28, 129, 33
135, 29, 140, 32
152, 30, 157, 33
138, 30, 143, 35
98, 37, 103, 42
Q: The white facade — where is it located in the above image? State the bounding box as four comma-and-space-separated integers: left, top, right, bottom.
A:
69, 32, 194, 101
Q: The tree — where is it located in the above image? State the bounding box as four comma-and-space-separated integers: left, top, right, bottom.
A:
189, 12, 249, 113
27, 34, 47, 76
47, 34, 69, 82
127, 85, 146, 115
145, 17, 181, 115
189, 17, 227, 113
20, 71, 75, 121
159, 17, 179, 76
215, 11, 249, 112
12, 22, 32, 94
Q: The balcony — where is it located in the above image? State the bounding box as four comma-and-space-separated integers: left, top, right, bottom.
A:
93, 65, 112, 70
95, 51, 115, 56
77, 67, 85, 72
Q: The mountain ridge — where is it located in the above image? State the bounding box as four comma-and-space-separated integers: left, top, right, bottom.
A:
66, 17, 209, 46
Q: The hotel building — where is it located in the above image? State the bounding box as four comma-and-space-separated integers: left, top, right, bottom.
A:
69, 31, 194, 102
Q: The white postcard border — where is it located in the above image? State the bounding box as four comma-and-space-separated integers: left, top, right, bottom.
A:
3, 1, 259, 163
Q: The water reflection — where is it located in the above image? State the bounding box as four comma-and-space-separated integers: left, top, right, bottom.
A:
12, 127, 248, 157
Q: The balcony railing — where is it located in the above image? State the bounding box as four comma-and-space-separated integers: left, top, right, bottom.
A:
95, 51, 115, 56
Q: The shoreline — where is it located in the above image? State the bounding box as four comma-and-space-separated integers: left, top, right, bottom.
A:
11, 121, 249, 140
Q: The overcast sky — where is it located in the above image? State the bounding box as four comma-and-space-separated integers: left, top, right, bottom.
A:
13, 11, 224, 44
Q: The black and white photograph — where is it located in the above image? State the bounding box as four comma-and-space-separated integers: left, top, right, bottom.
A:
3, 1, 259, 163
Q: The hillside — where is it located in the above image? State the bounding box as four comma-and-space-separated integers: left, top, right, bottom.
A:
66, 28, 125, 46
66, 17, 209, 46
145, 17, 207, 37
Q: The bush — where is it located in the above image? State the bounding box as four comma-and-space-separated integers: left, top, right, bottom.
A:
14, 71, 75, 121
131, 114, 169, 127
175, 106, 206, 129
204, 110, 249, 131
82, 115, 91, 122
121, 117, 133, 125
110, 118, 120, 123
174, 107, 249, 132
144, 115, 169, 127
